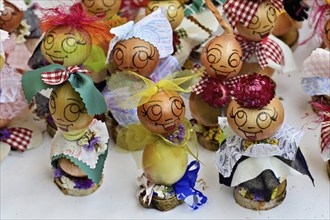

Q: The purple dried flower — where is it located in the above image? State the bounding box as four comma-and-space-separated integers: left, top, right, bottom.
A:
166, 123, 185, 144
47, 115, 54, 124
177, 124, 185, 142
0, 128, 11, 141
53, 166, 64, 179
73, 178, 94, 189
167, 135, 174, 142
253, 193, 264, 202
84, 136, 101, 151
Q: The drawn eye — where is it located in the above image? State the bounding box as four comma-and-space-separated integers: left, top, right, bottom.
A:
248, 15, 260, 29
206, 48, 222, 64
171, 98, 185, 117
49, 94, 56, 115
325, 23, 330, 41
133, 50, 149, 69
228, 52, 241, 68
83, 0, 95, 7
232, 110, 247, 127
144, 104, 162, 122
113, 46, 124, 66
0, 7, 14, 22
167, 4, 178, 18
256, 112, 273, 129
64, 103, 86, 122
103, 0, 116, 7
43, 34, 55, 50
267, 6, 277, 23
62, 37, 78, 54
150, 5, 159, 11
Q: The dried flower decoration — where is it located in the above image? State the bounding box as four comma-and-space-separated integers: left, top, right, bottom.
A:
202, 78, 230, 108
39, 3, 111, 50
234, 73, 275, 109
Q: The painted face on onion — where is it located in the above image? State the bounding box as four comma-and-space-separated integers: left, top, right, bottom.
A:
41, 26, 92, 67
49, 82, 94, 133
82, 0, 121, 17
146, 0, 184, 29
137, 90, 185, 135
227, 97, 284, 141
236, 1, 277, 41
201, 38, 242, 79
0, 0, 23, 32
112, 38, 160, 77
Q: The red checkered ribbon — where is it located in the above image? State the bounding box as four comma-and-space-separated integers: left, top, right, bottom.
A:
192, 72, 246, 95
223, 0, 283, 28
41, 66, 90, 85
235, 34, 284, 69
192, 71, 210, 95
1, 127, 33, 152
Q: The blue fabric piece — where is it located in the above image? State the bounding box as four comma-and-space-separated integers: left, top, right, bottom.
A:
173, 161, 207, 210
301, 77, 330, 96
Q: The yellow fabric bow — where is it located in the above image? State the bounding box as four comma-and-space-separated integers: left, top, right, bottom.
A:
106, 68, 204, 110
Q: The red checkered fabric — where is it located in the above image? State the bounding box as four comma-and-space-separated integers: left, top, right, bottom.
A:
235, 34, 284, 69
223, 74, 250, 94
41, 66, 90, 85
223, 0, 283, 28
192, 72, 250, 96
192, 72, 210, 95
320, 115, 330, 153
2, 127, 33, 152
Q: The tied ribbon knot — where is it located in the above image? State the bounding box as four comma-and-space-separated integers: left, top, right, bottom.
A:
0, 127, 33, 152
235, 34, 284, 69
41, 66, 90, 85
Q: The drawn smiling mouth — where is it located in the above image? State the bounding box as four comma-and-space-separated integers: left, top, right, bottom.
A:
239, 128, 262, 141
55, 122, 73, 132
46, 53, 67, 65
156, 121, 177, 132
254, 29, 272, 38
211, 66, 236, 78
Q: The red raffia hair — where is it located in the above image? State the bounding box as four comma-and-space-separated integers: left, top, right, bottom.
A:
39, 2, 112, 51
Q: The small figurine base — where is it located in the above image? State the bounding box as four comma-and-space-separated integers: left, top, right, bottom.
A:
139, 192, 184, 211
196, 132, 220, 151
233, 180, 287, 210
54, 177, 103, 196
191, 119, 222, 151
